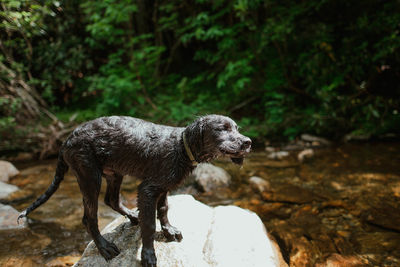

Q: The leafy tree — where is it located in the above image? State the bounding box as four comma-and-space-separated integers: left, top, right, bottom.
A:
1, 0, 399, 152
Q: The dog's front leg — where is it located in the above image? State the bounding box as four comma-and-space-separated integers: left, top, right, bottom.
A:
138, 183, 162, 267
157, 192, 183, 242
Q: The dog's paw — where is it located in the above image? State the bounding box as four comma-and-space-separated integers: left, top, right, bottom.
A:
141, 247, 157, 267
162, 225, 183, 242
97, 239, 120, 261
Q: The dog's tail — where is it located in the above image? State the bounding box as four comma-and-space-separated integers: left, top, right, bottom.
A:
17, 153, 69, 224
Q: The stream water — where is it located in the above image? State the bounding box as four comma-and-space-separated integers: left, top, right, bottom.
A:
1, 142, 400, 266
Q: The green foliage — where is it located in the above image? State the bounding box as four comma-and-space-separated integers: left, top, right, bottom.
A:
0, 97, 19, 131
1, 0, 399, 144
0, 96, 26, 151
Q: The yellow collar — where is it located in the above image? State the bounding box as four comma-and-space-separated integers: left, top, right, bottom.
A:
183, 132, 198, 166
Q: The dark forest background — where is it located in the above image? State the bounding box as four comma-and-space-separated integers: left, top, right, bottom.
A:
1, 0, 399, 155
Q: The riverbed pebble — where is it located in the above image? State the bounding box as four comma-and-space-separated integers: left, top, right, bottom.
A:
267, 151, 289, 160
0, 160, 19, 182
191, 163, 231, 192
249, 176, 271, 194
0, 204, 26, 230
0, 181, 19, 201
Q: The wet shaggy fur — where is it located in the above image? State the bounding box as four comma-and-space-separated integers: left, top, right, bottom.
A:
18, 114, 251, 267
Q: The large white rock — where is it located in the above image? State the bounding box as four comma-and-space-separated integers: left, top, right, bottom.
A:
74, 195, 286, 267
0, 160, 19, 182
0, 181, 19, 200
203, 205, 282, 267
192, 163, 231, 192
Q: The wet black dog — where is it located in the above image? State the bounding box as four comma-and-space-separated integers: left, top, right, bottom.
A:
18, 115, 251, 267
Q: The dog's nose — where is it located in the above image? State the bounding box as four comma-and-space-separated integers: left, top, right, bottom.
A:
242, 137, 252, 149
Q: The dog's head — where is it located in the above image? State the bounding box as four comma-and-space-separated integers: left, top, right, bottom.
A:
185, 115, 251, 165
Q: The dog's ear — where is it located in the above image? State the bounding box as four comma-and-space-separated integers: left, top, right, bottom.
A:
197, 117, 206, 139
185, 117, 205, 158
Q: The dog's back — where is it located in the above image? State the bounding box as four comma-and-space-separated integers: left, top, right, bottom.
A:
62, 116, 184, 178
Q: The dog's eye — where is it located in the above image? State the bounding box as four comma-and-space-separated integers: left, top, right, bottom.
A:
223, 123, 232, 131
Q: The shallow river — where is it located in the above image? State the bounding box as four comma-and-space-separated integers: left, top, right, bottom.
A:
1, 142, 400, 266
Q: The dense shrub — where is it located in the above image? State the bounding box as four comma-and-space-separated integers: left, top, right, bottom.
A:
1, 0, 399, 143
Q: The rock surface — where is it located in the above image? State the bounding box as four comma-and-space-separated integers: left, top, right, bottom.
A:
267, 151, 289, 160
0, 181, 19, 201
237, 145, 400, 266
0, 160, 19, 182
73, 195, 286, 267
0, 203, 26, 230
45, 255, 81, 267
192, 163, 231, 192
297, 148, 314, 162
249, 176, 271, 194
300, 134, 332, 146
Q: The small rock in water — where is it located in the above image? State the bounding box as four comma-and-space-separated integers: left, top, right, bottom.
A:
265, 146, 276, 152
0, 204, 27, 230
343, 133, 371, 142
311, 141, 320, 146
46, 255, 81, 267
0, 160, 19, 182
297, 149, 314, 162
316, 253, 367, 267
0, 181, 19, 201
192, 163, 231, 192
301, 134, 332, 146
249, 176, 271, 194
2, 257, 38, 267
267, 151, 289, 160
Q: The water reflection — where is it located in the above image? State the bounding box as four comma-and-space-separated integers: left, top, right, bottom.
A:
2, 142, 400, 266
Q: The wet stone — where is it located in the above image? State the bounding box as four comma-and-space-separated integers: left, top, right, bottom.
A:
192, 163, 231, 192
261, 184, 320, 204
351, 231, 400, 256
0, 181, 19, 201
267, 151, 289, 160
46, 255, 81, 267
74, 195, 285, 267
359, 195, 400, 232
2, 188, 33, 204
1, 256, 40, 267
297, 149, 314, 162
4, 142, 400, 266
0, 160, 19, 182
300, 134, 332, 146
316, 253, 368, 267
236, 201, 292, 221
0, 203, 27, 229
249, 176, 271, 194
0, 229, 52, 265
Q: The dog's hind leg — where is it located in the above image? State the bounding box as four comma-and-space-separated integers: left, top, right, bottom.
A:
104, 173, 139, 225
157, 192, 182, 242
73, 163, 120, 261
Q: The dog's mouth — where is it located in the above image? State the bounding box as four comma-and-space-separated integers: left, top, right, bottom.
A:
230, 157, 244, 165
219, 148, 250, 165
